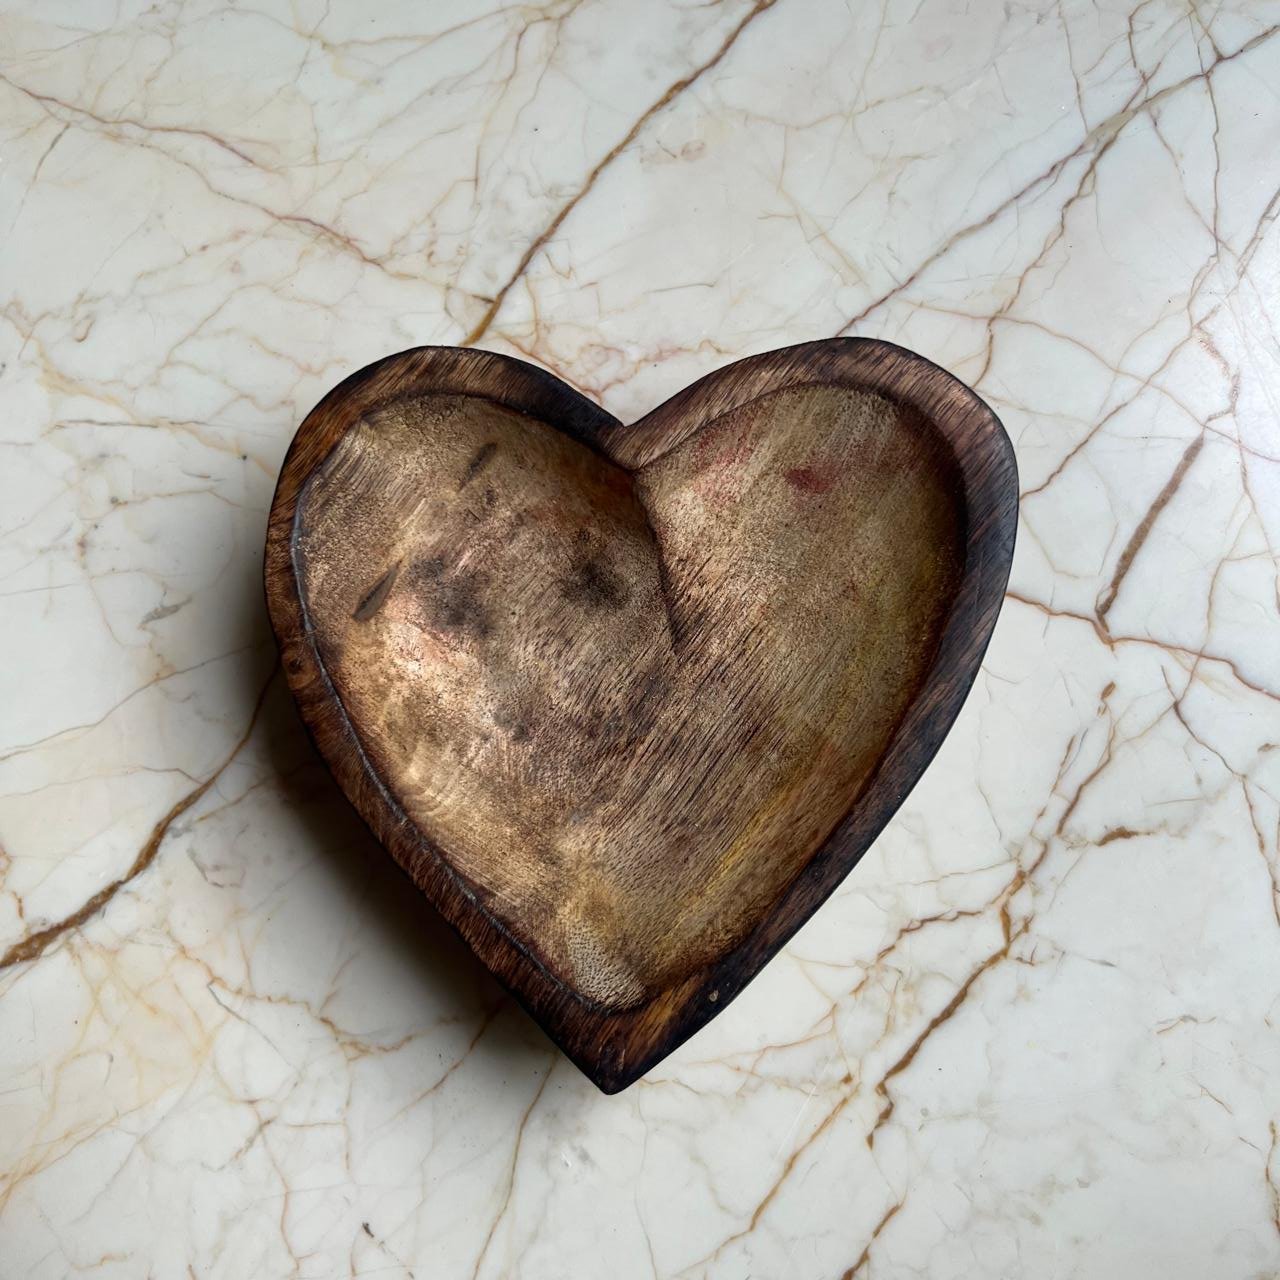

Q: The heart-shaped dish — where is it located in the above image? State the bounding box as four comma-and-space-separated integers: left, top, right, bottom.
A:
265, 339, 1017, 1092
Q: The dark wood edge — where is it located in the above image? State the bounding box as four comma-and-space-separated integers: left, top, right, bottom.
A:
264, 339, 1018, 1093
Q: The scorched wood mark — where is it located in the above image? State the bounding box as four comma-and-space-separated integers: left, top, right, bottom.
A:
460, 441, 497, 489
352, 561, 401, 622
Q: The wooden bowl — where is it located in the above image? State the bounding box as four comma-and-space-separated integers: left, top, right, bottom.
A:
264, 339, 1017, 1092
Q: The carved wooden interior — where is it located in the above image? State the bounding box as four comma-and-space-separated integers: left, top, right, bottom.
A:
293, 382, 964, 1008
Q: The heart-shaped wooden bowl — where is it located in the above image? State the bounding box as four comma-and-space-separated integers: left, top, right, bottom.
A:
265, 339, 1017, 1092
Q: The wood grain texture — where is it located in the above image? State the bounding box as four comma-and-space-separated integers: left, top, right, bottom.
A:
264, 339, 1017, 1092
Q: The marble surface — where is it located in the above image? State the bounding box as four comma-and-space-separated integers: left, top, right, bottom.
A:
2, 1, 1280, 1275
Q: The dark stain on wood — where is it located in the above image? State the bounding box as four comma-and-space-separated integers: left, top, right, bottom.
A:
264, 339, 1018, 1093
409, 555, 494, 640
351, 560, 401, 622
460, 441, 497, 489
560, 551, 630, 611
784, 464, 836, 495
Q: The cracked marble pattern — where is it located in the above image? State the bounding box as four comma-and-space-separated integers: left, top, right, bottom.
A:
2, 0, 1280, 1276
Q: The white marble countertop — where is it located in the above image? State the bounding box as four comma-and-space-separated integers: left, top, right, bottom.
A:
3, 2, 1280, 1276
